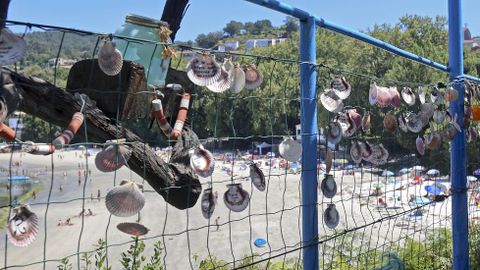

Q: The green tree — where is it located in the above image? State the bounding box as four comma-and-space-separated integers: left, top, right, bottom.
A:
195, 31, 223, 48
223, 20, 243, 37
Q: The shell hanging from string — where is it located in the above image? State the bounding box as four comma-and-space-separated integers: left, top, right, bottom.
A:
6, 205, 39, 247
105, 180, 145, 217
95, 140, 132, 172
249, 161, 266, 191
52, 112, 84, 147
98, 37, 123, 76
320, 89, 344, 113
244, 64, 264, 90
207, 58, 234, 93
22, 141, 56, 155
278, 137, 302, 162
320, 174, 337, 198
223, 183, 250, 212
189, 144, 215, 178
186, 52, 221, 86
323, 204, 340, 229
401, 87, 416, 106
200, 188, 217, 219
230, 63, 246, 94
331, 77, 351, 100
383, 111, 397, 132
416, 136, 425, 156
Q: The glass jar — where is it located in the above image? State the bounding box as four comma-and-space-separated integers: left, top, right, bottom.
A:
113, 14, 171, 88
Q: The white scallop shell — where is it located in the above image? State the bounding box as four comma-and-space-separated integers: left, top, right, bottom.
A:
327, 121, 342, 145
279, 137, 302, 162
190, 145, 214, 178
418, 87, 426, 104
244, 65, 263, 90
223, 183, 250, 212
105, 180, 145, 217
401, 87, 416, 106
98, 40, 123, 76
230, 64, 246, 93
0, 28, 27, 65
207, 59, 234, 93
6, 205, 39, 247
369, 83, 378, 105
331, 77, 351, 100
186, 53, 221, 86
350, 141, 362, 164
321, 89, 344, 113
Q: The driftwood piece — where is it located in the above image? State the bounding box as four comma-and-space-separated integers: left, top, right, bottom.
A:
1, 67, 202, 209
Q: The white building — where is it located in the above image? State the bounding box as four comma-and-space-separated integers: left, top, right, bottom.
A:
245, 38, 287, 52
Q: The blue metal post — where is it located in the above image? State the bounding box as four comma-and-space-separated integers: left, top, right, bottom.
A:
300, 16, 318, 270
448, 0, 469, 269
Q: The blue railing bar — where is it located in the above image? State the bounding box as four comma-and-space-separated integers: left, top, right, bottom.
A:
244, 0, 449, 72
314, 18, 449, 72
448, 0, 469, 269
244, 0, 310, 20
463, 74, 480, 83
299, 16, 319, 270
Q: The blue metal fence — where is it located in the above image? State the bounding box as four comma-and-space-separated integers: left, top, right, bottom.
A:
244, 0, 480, 269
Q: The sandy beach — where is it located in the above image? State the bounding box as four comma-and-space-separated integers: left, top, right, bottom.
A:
0, 150, 452, 269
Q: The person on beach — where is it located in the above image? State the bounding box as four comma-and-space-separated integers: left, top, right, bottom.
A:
78, 209, 85, 217
97, 189, 101, 201
215, 216, 220, 231
32, 191, 36, 200
60, 184, 64, 192
87, 209, 93, 216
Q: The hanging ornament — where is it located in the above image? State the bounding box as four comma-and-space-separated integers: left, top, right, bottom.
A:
105, 180, 145, 217
200, 188, 217, 219
6, 205, 39, 247
249, 161, 266, 191
244, 64, 264, 90
22, 141, 55, 155
223, 183, 250, 212
52, 112, 84, 146
98, 38, 123, 76
117, 223, 149, 237
0, 122, 16, 142
186, 52, 221, 87
95, 141, 132, 172
171, 92, 190, 139
189, 145, 214, 178
0, 28, 27, 65
278, 137, 302, 162
152, 99, 173, 136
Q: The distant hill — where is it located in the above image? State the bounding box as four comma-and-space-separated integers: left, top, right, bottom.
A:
20, 31, 98, 67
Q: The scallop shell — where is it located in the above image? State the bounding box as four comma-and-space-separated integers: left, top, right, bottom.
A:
244, 65, 263, 90
398, 114, 408, 133
416, 136, 425, 155
320, 89, 344, 113
98, 40, 123, 76
444, 87, 459, 102
186, 53, 221, 86
326, 149, 334, 174
401, 87, 416, 106
6, 205, 39, 247
383, 111, 397, 132
331, 77, 351, 100
358, 141, 372, 161
190, 145, 214, 178
207, 63, 233, 93
418, 87, 426, 104
350, 141, 362, 164
223, 183, 250, 212
347, 109, 362, 130
117, 223, 149, 237
327, 121, 342, 145
362, 111, 371, 132
279, 137, 302, 162
375, 85, 392, 108
433, 109, 446, 124
249, 162, 265, 191
200, 188, 216, 219
430, 87, 444, 105
320, 174, 337, 198
0, 28, 27, 65
425, 132, 441, 150
230, 64, 246, 93
105, 180, 145, 217
369, 83, 378, 105
337, 112, 356, 138
323, 204, 340, 229
443, 125, 458, 141
388, 87, 401, 108
95, 144, 132, 172
405, 112, 424, 133
367, 143, 389, 165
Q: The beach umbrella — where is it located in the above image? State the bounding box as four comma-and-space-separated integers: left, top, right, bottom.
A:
381, 170, 394, 177
398, 168, 409, 175
467, 176, 478, 182
473, 169, 480, 176
424, 185, 442, 196
412, 165, 424, 171
426, 169, 440, 176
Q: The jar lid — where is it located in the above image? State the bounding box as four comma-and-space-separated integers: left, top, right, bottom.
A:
125, 14, 169, 29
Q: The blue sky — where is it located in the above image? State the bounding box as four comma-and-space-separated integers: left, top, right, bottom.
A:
7, 0, 480, 41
